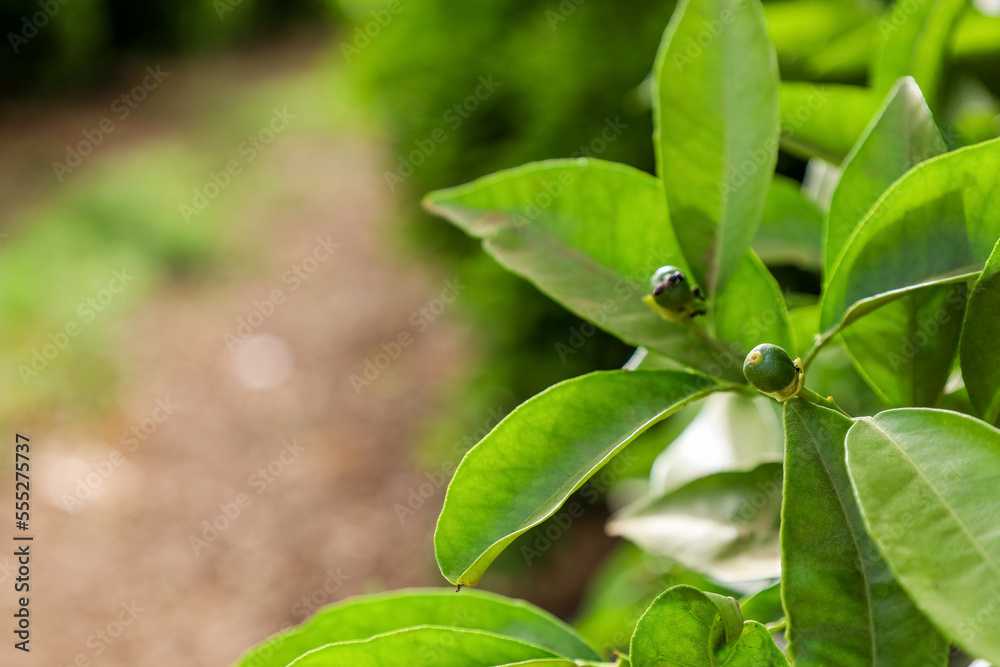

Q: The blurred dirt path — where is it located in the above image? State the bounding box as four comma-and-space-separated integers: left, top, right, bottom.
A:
1, 38, 479, 666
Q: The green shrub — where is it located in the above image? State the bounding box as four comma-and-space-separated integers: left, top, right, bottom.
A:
238, 0, 1000, 664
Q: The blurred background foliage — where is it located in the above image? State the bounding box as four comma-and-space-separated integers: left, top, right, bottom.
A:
3, 0, 1000, 651
7, 0, 1000, 441
0, 0, 342, 91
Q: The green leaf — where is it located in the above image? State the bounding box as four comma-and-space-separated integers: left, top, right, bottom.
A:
235, 588, 603, 666
288, 627, 558, 666
821, 77, 958, 406
435, 370, 724, 586
629, 585, 789, 666
494, 661, 619, 667
779, 83, 882, 163
572, 543, 736, 655
960, 238, 1000, 425
801, 22, 879, 80
764, 0, 877, 70
423, 159, 742, 381
755, 175, 823, 271
608, 463, 783, 584
871, 0, 968, 110
712, 251, 793, 360
845, 409, 1000, 663
654, 0, 780, 294
814, 272, 978, 349
841, 281, 967, 407
781, 399, 948, 666
825, 77, 946, 277
821, 138, 1000, 332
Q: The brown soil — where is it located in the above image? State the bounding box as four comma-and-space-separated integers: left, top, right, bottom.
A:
1, 37, 478, 667
0, 33, 615, 667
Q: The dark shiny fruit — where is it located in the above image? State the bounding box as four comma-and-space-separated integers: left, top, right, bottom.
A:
650, 266, 694, 313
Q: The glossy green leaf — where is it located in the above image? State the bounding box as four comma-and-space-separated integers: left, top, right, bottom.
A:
960, 238, 1000, 425
825, 77, 946, 277
235, 588, 602, 667
821, 138, 1000, 332
871, 0, 968, 109
814, 272, 978, 350
654, 0, 780, 294
435, 370, 724, 587
713, 251, 794, 360
782, 399, 947, 666
842, 282, 967, 407
755, 175, 823, 271
423, 159, 743, 381
823, 78, 962, 406
629, 585, 789, 666
572, 543, 736, 655
288, 627, 559, 666
846, 409, 1000, 663
608, 463, 783, 584
779, 83, 882, 162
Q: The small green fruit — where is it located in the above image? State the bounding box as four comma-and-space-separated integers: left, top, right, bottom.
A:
744, 343, 800, 397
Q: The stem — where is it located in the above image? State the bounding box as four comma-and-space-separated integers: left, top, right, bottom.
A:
797, 386, 851, 417
683, 316, 714, 345
800, 331, 832, 372
766, 618, 787, 634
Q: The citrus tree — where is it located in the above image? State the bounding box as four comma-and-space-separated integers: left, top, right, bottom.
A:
237, 0, 1000, 664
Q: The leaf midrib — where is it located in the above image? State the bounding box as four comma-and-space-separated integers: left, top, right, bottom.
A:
791, 407, 878, 664
457, 380, 727, 585
864, 417, 1000, 581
